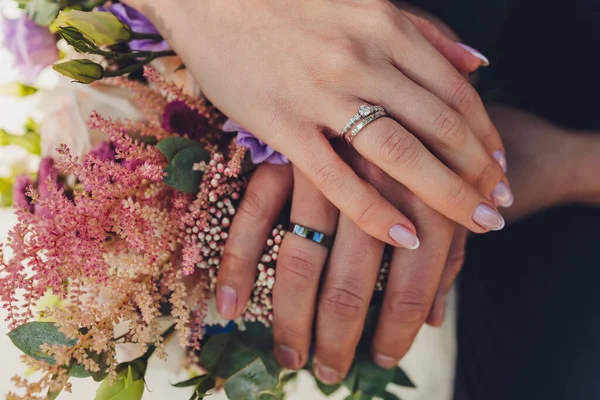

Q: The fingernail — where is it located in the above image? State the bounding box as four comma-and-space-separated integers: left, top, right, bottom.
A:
491, 181, 514, 208
493, 150, 508, 173
457, 43, 490, 66
373, 354, 397, 369
217, 285, 237, 319
314, 361, 341, 385
389, 225, 420, 249
275, 345, 300, 369
473, 203, 505, 231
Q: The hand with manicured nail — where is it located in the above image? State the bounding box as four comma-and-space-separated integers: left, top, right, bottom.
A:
123, 0, 510, 249
216, 147, 469, 382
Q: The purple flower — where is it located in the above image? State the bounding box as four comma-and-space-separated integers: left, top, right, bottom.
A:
2, 15, 59, 83
33, 157, 62, 218
222, 119, 288, 165
87, 141, 116, 163
162, 100, 208, 140
13, 175, 33, 212
105, 4, 169, 52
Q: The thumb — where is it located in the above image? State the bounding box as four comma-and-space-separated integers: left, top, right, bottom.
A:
402, 10, 489, 74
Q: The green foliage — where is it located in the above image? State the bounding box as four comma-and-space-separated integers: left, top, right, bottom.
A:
381, 392, 402, 400
8, 321, 77, 365
8, 321, 109, 381
26, 0, 60, 26
0, 124, 41, 155
392, 367, 415, 388
156, 137, 210, 193
224, 358, 279, 400
95, 360, 146, 400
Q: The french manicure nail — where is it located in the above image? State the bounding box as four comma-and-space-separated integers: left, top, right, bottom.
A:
472, 203, 505, 231
493, 150, 508, 173
275, 345, 300, 369
217, 285, 237, 319
389, 225, 420, 249
491, 181, 514, 208
314, 361, 341, 385
458, 43, 490, 67
373, 354, 397, 369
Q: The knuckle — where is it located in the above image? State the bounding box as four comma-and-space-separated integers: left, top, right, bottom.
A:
378, 127, 420, 170
321, 286, 368, 321
386, 289, 432, 324
278, 247, 320, 284
237, 189, 269, 221
355, 195, 382, 230
449, 79, 478, 115
432, 108, 467, 148
274, 322, 306, 344
469, 158, 502, 189
313, 162, 344, 193
445, 181, 469, 209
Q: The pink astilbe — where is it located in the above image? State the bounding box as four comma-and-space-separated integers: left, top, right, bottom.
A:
143, 66, 224, 128
106, 77, 168, 121
0, 68, 261, 399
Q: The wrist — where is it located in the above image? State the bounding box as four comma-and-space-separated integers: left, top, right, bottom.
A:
560, 132, 600, 204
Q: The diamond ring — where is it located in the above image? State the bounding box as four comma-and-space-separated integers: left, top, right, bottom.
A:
340, 104, 385, 139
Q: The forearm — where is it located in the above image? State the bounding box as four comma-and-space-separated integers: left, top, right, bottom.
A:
563, 132, 600, 204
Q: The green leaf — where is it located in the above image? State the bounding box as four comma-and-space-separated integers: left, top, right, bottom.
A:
382, 392, 402, 400
26, 0, 60, 26
7, 321, 109, 379
200, 332, 235, 375
172, 375, 209, 388
355, 356, 394, 396
89, 351, 110, 382
162, 145, 209, 193
392, 367, 415, 388
196, 375, 216, 397
342, 364, 359, 393
8, 321, 76, 365
69, 363, 91, 378
316, 380, 341, 396
224, 358, 279, 400
156, 137, 203, 162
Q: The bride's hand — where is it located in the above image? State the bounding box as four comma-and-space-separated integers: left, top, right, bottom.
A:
125, 0, 510, 246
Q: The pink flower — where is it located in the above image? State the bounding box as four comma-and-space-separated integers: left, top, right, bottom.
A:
12, 175, 33, 212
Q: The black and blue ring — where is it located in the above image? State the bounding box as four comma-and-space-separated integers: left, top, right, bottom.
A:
288, 223, 333, 249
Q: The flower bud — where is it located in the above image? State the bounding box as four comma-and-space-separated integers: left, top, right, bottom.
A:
95, 360, 146, 400
57, 26, 98, 53
52, 59, 104, 84
56, 10, 132, 46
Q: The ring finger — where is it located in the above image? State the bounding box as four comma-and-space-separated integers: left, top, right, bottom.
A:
273, 167, 338, 370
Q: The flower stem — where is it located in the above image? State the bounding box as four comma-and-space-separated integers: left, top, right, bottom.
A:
131, 32, 164, 41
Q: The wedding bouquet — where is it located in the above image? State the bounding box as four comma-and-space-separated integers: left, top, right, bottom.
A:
1, 2, 415, 399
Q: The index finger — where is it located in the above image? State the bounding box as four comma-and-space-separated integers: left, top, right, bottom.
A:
285, 132, 421, 250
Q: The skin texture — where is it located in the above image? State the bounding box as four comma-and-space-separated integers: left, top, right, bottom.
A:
219, 104, 600, 384
123, 0, 511, 249
118, 0, 523, 383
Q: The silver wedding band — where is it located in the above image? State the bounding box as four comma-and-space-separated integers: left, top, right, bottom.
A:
340, 104, 388, 145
